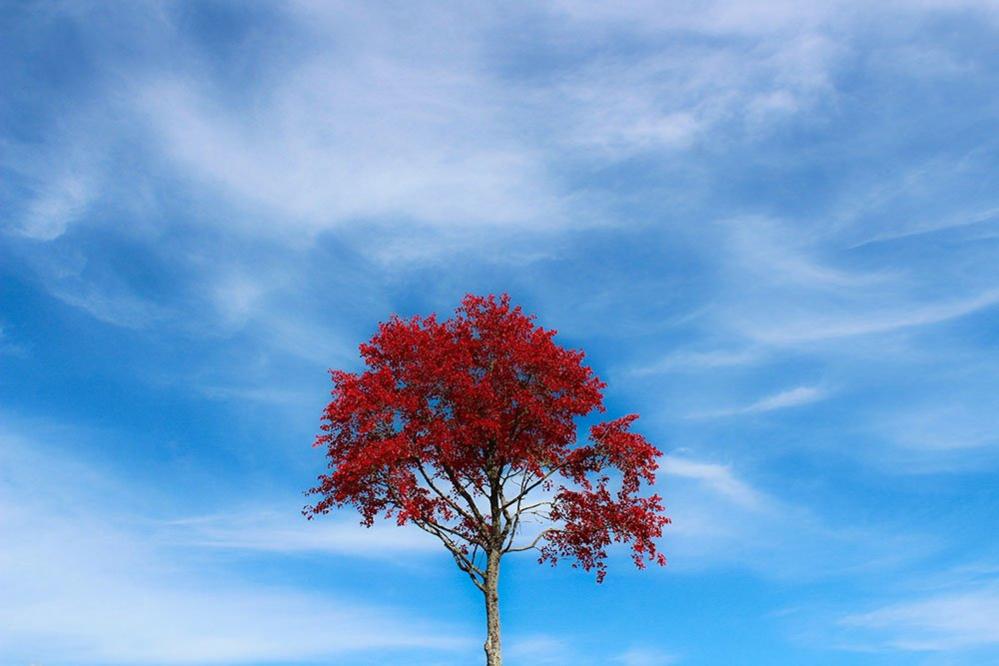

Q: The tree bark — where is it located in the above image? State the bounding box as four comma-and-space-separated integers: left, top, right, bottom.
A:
483, 549, 502, 666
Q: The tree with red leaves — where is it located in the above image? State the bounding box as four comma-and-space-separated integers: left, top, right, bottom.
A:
305, 294, 668, 666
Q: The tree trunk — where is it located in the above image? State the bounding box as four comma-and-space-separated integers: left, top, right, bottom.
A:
483, 549, 502, 666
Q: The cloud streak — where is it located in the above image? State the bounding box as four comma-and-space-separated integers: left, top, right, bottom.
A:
0, 427, 468, 665
661, 456, 767, 510
690, 385, 826, 418
165, 509, 441, 557
841, 584, 999, 651
744, 289, 999, 345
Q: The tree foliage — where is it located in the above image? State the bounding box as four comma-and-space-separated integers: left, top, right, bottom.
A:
305, 294, 668, 587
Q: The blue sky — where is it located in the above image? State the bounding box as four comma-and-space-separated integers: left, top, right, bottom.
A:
2, 1, 998, 664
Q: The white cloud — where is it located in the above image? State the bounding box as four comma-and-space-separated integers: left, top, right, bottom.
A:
849, 205, 999, 249
629, 348, 762, 375
658, 454, 931, 578
17, 172, 95, 241
45, 277, 171, 330
0, 324, 26, 357
550, 0, 840, 35
874, 402, 999, 451
706, 216, 999, 347
503, 636, 676, 665
841, 586, 999, 651
4, 0, 850, 248
690, 385, 826, 418
505, 635, 572, 665
659, 455, 782, 556
744, 289, 999, 345
1, 115, 107, 242
14, 0, 995, 352
543, 28, 841, 159
0, 426, 468, 665
166, 509, 440, 557
662, 456, 767, 510
613, 646, 679, 666
724, 217, 894, 289
197, 385, 315, 405
745, 386, 826, 412
135, 54, 561, 237
554, 0, 999, 37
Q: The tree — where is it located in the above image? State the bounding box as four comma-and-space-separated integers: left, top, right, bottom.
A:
304, 294, 668, 666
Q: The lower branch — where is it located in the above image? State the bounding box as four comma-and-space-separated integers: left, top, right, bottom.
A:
504, 528, 554, 553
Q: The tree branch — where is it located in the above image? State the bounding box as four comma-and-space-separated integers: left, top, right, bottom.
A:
500, 463, 565, 511
504, 528, 554, 554
413, 459, 488, 541
412, 519, 487, 591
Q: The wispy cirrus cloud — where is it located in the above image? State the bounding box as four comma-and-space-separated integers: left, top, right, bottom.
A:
0, 424, 469, 665
16, 172, 95, 241
740, 289, 999, 345
628, 348, 763, 376
165, 508, 440, 557
659, 453, 934, 579
689, 385, 826, 419
661, 456, 768, 510
0, 323, 26, 357
707, 216, 999, 347
613, 646, 679, 666
839, 579, 999, 652
501, 635, 677, 665
136, 66, 562, 238
874, 402, 999, 452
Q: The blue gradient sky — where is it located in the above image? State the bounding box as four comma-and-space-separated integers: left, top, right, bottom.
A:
2, 2, 998, 665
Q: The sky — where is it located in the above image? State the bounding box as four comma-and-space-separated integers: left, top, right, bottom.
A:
1, 1, 998, 664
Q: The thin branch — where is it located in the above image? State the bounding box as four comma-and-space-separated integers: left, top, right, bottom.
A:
411, 520, 486, 591
501, 463, 566, 511
413, 460, 487, 540
501, 467, 533, 549
422, 515, 481, 546
504, 528, 554, 554
441, 459, 489, 527
382, 482, 486, 590
518, 500, 552, 513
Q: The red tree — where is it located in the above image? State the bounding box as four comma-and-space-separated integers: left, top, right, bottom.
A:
305, 294, 668, 666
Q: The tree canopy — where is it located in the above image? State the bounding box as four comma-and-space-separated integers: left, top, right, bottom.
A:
305, 293, 668, 585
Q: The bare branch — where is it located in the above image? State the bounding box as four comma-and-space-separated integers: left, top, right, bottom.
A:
504, 528, 554, 554
500, 463, 565, 511
382, 481, 486, 590
411, 519, 486, 591
500, 467, 533, 549
413, 459, 488, 541
518, 500, 552, 514
441, 459, 490, 527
